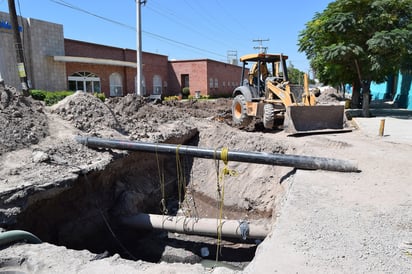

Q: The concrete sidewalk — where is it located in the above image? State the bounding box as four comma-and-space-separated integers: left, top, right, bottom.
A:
353, 116, 412, 145
244, 116, 412, 273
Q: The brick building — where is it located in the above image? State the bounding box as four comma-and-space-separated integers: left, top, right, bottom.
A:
56, 39, 169, 98
0, 12, 243, 98
169, 59, 244, 97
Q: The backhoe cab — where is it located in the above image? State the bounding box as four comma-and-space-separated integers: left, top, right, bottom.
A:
231, 53, 345, 134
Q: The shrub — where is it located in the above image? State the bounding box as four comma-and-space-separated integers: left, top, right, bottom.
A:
94, 92, 106, 102
189, 94, 210, 100
181, 87, 190, 98
30, 90, 46, 101
164, 95, 180, 101
30, 90, 106, 105
44, 91, 74, 106
30, 90, 74, 105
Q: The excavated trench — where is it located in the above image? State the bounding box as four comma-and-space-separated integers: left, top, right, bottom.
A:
6, 132, 287, 269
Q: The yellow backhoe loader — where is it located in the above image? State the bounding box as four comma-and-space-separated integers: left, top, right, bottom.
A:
231, 53, 346, 134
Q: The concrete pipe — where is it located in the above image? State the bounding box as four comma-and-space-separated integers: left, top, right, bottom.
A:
120, 213, 270, 240
75, 136, 359, 172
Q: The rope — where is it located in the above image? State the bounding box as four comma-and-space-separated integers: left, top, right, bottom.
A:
214, 147, 237, 264
175, 145, 186, 210
176, 146, 198, 218
155, 145, 167, 215
221, 147, 229, 165
219, 147, 237, 179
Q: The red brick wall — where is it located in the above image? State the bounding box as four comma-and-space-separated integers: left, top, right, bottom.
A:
168, 59, 244, 97
168, 60, 207, 96
64, 39, 244, 98
64, 39, 169, 97
65, 63, 122, 97
207, 60, 244, 97
141, 52, 169, 96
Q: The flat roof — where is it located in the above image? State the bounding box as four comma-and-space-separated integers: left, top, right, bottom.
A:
240, 53, 288, 62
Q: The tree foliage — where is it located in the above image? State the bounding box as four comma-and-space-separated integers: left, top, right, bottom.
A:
287, 62, 306, 85
298, 0, 412, 115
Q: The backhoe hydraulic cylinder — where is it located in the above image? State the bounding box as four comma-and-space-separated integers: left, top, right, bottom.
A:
75, 136, 358, 172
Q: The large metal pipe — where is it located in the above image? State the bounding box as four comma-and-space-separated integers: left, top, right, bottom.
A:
0, 230, 42, 245
120, 213, 269, 240
75, 136, 358, 172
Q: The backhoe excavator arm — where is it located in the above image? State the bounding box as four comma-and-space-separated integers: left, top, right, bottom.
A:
265, 80, 296, 107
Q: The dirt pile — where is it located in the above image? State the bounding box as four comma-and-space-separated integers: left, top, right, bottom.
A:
316, 86, 346, 104
49, 93, 232, 142
1, 83, 411, 273
0, 83, 48, 155
49, 91, 120, 134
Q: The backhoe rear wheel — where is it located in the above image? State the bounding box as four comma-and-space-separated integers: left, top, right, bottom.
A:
263, 103, 275, 129
232, 95, 252, 127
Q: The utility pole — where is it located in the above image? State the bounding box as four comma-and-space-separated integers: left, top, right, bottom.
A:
136, 0, 146, 97
252, 38, 269, 54
227, 50, 238, 65
8, 0, 29, 96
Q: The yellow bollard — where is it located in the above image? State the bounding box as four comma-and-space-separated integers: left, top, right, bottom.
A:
379, 119, 385, 136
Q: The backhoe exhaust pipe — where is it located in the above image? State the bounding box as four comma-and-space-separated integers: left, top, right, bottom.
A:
75, 136, 359, 172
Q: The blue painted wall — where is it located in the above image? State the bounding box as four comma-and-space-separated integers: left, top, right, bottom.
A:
370, 71, 412, 109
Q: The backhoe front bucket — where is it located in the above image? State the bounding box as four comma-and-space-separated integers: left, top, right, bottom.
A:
284, 105, 348, 135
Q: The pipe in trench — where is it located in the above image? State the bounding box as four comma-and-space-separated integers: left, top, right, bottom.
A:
0, 230, 42, 246
120, 213, 269, 240
75, 136, 359, 172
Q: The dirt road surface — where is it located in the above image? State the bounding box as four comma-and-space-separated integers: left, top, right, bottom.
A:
245, 119, 412, 273
0, 83, 411, 273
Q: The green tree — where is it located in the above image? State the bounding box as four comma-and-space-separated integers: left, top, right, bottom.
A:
298, 0, 412, 116
288, 62, 305, 85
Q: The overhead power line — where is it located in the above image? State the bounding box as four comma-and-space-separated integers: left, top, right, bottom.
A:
145, 5, 232, 50
48, 0, 226, 58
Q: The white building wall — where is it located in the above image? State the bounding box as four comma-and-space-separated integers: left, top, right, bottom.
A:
0, 11, 66, 91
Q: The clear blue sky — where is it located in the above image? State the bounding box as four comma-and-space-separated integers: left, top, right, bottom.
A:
0, 0, 332, 71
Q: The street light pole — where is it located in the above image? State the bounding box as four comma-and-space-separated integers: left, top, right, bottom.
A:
136, 0, 146, 97
8, 0, 29, 96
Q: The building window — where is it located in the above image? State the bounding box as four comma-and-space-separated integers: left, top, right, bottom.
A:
68, 71, 100, 93
223, 81, 226, 87
135, 75, 146, 96
181, 74, 189, 90
209, 78, 213, 88
214, 78, 218, 88
110, 72, 123, 97
153, 75, 162, 95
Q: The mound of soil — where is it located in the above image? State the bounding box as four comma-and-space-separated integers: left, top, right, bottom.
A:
1, 84, 410, 273
0, 83, 48, 155
316, 86, 345, 104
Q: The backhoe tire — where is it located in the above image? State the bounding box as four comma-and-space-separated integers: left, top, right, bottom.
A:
232, 95, 252, 127
263, 103, 275, 129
